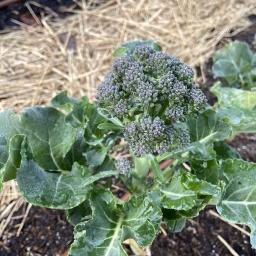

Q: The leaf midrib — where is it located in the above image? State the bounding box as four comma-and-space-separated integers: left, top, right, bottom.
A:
104, 214, 124, 256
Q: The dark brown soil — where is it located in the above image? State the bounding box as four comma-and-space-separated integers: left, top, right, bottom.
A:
0, 0, 77, 30
0, 205, 73, 256
151, 207, 256, 256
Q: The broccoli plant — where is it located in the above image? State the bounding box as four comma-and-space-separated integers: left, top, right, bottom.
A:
211, 40, 256, 135
1, 40, 256, 255
212, 40, 256, 90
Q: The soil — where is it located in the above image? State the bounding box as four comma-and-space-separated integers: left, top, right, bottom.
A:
1, 7, 256, 256
0, 205, 73, 256
0, 0, 77, 30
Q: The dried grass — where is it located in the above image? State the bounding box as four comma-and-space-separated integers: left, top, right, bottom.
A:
0, 0, 256, 237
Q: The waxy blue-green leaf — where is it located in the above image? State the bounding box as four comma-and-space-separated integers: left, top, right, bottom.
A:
0, 135, 24, 183
70, 191, 162, 256
66, 200, 92, 226
211, 83, 256, 134
85, 147, 108, 167
166, 218, 186, 233
20, 107, 77, 170
17, 160, 117, 209
161, 170, 220, 211
188, 108, 232, 160
217, 159, 256, 248
212, 41, 256, 89
51, 91, 79, 112
0, 110, 21, 190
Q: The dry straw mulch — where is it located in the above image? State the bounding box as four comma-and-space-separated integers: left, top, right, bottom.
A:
1, 0, 256, 238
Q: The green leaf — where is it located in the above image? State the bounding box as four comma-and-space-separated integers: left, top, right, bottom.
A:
212, 41, 255, 88
161, 170, 220, 211
187, 108, 232, 160
191, 159, 222, 187
211, 83, 256, 134
149, 156, 164, 182
113, 40, 162, 57
0, 110, 21, 190
85, 147, 108, 167
66, 200, 92, 226
70, 191, 162, 256
21, 106, 77, 170
133, 156, 150, 178
165, 218, 186, 233
97, 122, 123, 131
214, 142, 240, 160
217, 159, 256, 248
17, 159, 117, 209
51, 91, 78, 112
1, 135, 24, 182
97, 108, 123, 128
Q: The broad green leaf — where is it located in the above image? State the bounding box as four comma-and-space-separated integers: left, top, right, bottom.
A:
187, 108, 232, 160
191, 159, 222, 187
0, 110, 21, 167
21, 107, 77, 170
211, 83, 256, 134
149, 156, 164, 182
17, 159, 117, 209
212, 41, 256, 88
166, 218, 186, 233
161, 170, 219, 211
85, 147, 108, 167
51, 91, 78, 112
65, 98, 90, 128
66, 200, 92, 226
0, 110, 21, 190
217, 159, 256, 248
70, 191, 162, 256
213, 142, 240, 160
162, 207, 187, 232
1, 135, 24, 183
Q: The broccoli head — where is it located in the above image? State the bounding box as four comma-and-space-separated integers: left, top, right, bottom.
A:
97, 42, 206, 156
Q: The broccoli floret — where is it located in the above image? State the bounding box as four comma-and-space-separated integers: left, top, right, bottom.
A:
97, 42, 206, 156
123, 116, 189, 156
115, 158, 133, 176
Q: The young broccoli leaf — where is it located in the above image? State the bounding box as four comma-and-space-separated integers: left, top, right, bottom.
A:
217, 159, 256, 248
66, 200, 92, 226
17, 159, 117, 209
165, 218, 186, 233
161, 170, 220, 211
70, 190, 162, 256
85, 147, 108, 167
20, 106, 77, 170
211, 82, 256, 134
187, 108, 232, 160
51, 90, 79, 112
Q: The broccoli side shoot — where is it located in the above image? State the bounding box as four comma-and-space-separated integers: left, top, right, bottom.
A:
97, 43, 206, 156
